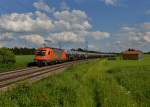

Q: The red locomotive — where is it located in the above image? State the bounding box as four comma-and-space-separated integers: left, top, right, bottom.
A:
34, 47, 67, 66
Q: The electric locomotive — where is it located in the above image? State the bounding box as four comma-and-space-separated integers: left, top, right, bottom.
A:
34, 47, 67, 66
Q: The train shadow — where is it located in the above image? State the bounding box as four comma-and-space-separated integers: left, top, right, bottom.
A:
27, 62, 37, 67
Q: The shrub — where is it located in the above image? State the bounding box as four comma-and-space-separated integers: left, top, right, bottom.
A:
0, 48, 15, 65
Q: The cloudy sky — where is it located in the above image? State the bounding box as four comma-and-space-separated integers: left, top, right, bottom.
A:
0, 0, 150, 52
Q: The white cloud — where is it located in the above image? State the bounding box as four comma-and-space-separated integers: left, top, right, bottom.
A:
129, 35, 141, 41
35, 11, 50, 20
0, 1, 111, 48
0, 33, 15, 42
54, 10, 88, 21
115, 40, 121, 45
122, 30, 143, 43
75, 0, 119, 6
121, 27, 137, 31
0, 12, 54, 33
90, 31, 110, 39
144, 32, 150, 42
33, 1, 55, 13
0, 9, 109, 47
120, 25, 149, 42
143, 22, 150, 30
54, 20, 71, 31
102, 0, 118, 6
46, 30, 110, 44
47, 32, 85, 43
54, 10, 91, 31
123, 25, 150, 43
88, 44, 100, 51
20, 34, 45, 45
115, 24, 150, 51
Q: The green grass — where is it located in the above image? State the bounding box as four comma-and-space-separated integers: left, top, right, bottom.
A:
0, 55, 150, 107
15, 55, 34, 68
106, 54, 150, 107
0, 55, 34, 72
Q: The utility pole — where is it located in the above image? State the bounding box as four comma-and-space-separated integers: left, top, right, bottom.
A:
58, 42, 62, 49
44, 40, 52, 47
24, 39, 27, 48
85, 40, 88, 51
85, 40, 88, 58
43, 43, 46, 47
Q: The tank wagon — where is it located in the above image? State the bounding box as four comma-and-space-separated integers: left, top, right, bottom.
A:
66, 50, 101, 59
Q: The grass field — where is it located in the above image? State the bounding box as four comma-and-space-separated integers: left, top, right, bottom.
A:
0, 55, 150, 107
0, 55, 34, 72
106, 55, 150, 107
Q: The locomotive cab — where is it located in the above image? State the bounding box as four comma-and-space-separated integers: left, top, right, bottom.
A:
34, 48, 53, 65
35, 50, 46, 57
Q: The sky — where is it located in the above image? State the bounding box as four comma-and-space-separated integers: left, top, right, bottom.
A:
0, 0, 150, 52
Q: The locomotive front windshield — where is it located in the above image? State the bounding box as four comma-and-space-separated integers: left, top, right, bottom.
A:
36, 50, 46, 56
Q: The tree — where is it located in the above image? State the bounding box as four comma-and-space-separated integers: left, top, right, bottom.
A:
0, 48, 15, 65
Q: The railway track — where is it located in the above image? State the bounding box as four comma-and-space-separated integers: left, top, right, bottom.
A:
0, 60, 87, 90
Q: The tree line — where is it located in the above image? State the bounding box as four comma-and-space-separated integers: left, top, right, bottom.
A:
10, 47, 36, 55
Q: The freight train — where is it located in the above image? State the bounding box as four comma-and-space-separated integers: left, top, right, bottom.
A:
34, 47, 114, 66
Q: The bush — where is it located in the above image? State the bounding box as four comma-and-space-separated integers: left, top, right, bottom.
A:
0, 48, 15, 65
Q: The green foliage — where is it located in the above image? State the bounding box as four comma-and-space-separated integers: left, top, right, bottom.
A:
0, 48, 34, 72
10, 47, 36, 55
0, 48, 15, 65
0, 47, 35, 55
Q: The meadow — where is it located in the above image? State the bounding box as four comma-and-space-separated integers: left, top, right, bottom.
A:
0, 55, 150, 107
0, 55, 34, 72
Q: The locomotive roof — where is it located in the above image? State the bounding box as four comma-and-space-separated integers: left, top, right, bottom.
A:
38, 47, 64, 51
